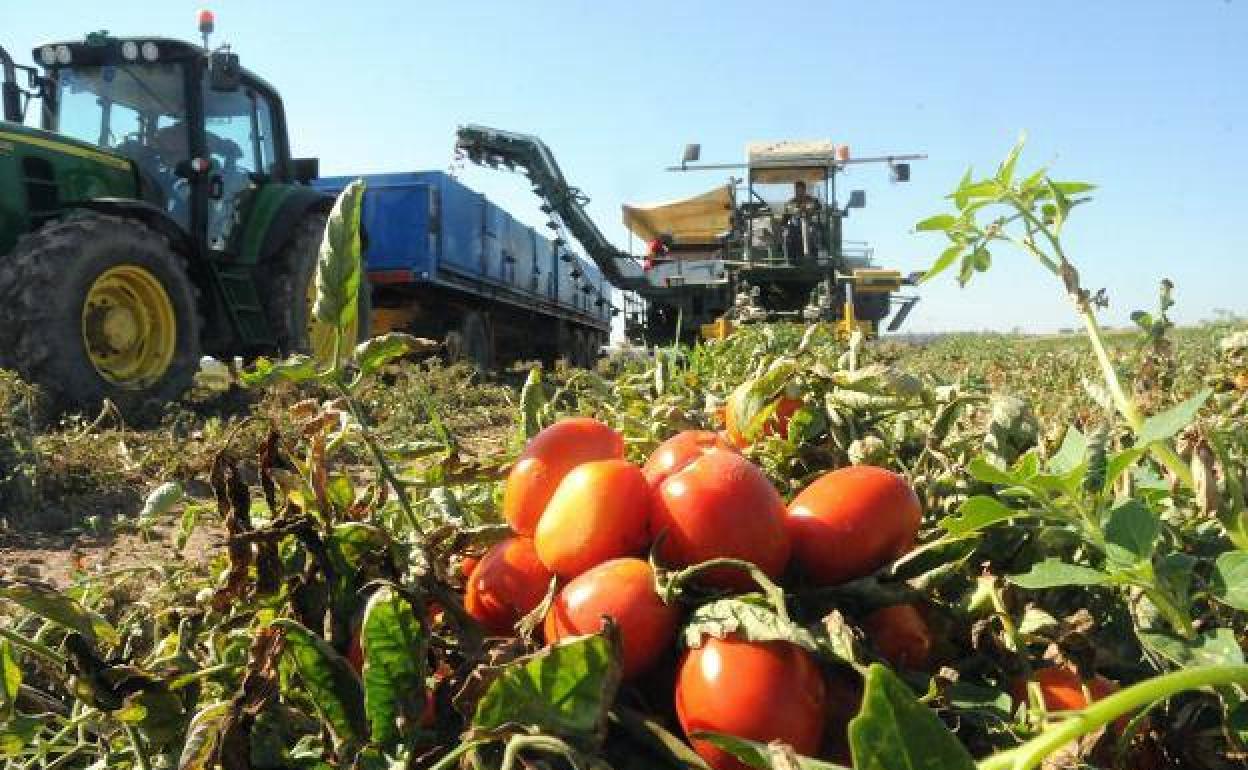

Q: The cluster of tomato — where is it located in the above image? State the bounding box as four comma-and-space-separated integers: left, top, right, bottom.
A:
457, 413, 933, 769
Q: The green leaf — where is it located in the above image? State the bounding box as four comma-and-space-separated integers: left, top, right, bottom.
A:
0, 715, 39, 758
886, 536, 979, 580
1009, 558, 1111, 589
1102, 447, 1146, 494
1047, 427, 1087, 475
328, 523, 391, 571
967, 456, 1018, 486
313, 179, 367, 365
1212, 552, 1248, 610
0, 642, 19, 722
138, 481, 183, 522
1135, 388, 1211, 446
914, 214, 957, 232
361, 586, 427, 746
1044, 178, 1072, 233
960, 179, 1003, 200
683, 596, 818, 653
240, 354, 320, 387
952, 167, 973, 209
848, 664, 975, 770
516, 366, 547, 446
693, 732, 850, 770
1050, 180, 1096, 195
0, 583, 119, 646
726, 359, 800, 443
996, 133, 1026, 186
940, 496, 1020, 535
354, 332, 437, 376
272, 619, 368, 750
1104, 500, 1160, 567
176, 701, 231, 770
174, 502, 207, 551
472, 627, 621, 742
1138, 627, 1244, 668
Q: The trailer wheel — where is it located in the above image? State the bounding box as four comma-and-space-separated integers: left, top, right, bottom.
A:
262, 212, 371, 356
0, 212, 201, 416
458, 311, 494, 372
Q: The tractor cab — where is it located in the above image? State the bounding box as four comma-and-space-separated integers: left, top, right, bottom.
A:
32, 31, 303, 250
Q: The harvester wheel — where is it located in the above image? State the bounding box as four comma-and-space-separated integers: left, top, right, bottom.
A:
262, 212, 371, 358
0, 213, 201, 415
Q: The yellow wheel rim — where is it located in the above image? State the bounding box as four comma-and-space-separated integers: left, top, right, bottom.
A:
81, 265, 176, 389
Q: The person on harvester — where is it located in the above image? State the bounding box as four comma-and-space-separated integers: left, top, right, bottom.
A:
644, 233, 675, 270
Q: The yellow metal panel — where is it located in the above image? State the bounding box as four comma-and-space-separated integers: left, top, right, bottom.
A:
700, 317, 734, 341
371, 307, 419, 334
0, 130, 132, 172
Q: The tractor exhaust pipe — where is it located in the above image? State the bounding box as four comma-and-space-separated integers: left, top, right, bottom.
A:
1, 46, 22, 123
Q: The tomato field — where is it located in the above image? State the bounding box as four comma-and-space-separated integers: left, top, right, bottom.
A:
2, 146, 1248, 770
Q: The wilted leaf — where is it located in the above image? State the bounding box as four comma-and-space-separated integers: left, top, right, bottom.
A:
177, 701, 231, 770
684, 597, 818, 653
0, 583, 119, 646
139, 481, 183, 521
240, 354, 320, 387
354, 332, 438, 376
848, 664, 976, 770
313, 180, 366, 359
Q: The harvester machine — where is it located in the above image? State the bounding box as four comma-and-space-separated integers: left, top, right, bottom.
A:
455, 126, 923, 346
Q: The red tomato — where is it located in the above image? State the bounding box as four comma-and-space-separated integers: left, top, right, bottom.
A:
503, 418, 624, 535
544, 558, 679, 679
676, 636, 827, 770
862, 604, 933, 669
535, 459, 652, 578
643, 430, 737, 489
464, 536, 554, 635
724, 385, 802, 448
458, 554, 480, 580
785, 465, 922, 586
651, 449, 790, 590
1014, 665, 1122, 721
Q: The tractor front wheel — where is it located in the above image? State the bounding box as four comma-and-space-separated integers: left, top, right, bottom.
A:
0, 213, 201, 416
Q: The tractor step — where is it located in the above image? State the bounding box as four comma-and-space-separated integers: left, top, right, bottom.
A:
211, 264, 275, 347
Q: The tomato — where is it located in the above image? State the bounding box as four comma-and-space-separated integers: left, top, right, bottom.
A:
1013, 665, 1130, 733
503, 418, 624, 535
535, 459, 652, 578
785, 465, 922, 586
544, 558, 679, 679
676, 636, 827, 770
458, 554, 480, 580
643, 430, 736, 489
862, 604, 932, 669
464, 536, 554, 635
651, 449, 790, 590
724, 383, 802, 448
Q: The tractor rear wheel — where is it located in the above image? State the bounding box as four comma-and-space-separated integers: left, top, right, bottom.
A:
261, 212, 371, 359
0, 213, 201, 415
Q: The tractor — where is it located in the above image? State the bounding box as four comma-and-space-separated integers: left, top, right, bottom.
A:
0, 16, 355, 414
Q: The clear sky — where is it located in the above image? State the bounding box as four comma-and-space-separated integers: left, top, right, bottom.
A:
3, 0, 1244, 332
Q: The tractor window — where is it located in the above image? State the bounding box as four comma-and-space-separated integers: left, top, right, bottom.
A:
202, 85, 277, 176
54, 64, 187, 151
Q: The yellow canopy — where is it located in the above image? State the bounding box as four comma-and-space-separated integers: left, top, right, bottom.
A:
622, 184, 733, 245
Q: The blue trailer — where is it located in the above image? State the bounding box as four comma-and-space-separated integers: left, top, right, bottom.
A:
313, 171, 612, 369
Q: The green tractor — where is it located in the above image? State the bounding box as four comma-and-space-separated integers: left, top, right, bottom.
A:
0, 23, 355, 414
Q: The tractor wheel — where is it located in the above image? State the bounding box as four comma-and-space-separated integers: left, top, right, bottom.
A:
0, 213, 201, 415
261, 212, 371, 358
459, 311, 494, 372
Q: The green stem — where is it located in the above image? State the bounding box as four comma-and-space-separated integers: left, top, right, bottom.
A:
662, 557, 791, 624
978, 664, 1248, 770
501, 735, 580, 770
334, 381, 426, 537
122, 724, 152, 770
987, 582, 1044, 721
0, 627, 65, 668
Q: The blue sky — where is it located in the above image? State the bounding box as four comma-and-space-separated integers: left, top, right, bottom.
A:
4, 0, 1244, 332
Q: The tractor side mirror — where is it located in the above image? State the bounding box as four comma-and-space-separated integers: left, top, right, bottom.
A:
891, 162, 910, 183
290, 157, 319, 184
847, 190, 866, 209
681, 143, 701, 167
208, 51, 241, 92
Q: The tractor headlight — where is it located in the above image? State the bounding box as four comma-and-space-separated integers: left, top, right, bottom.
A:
121, 41, 139, 61
140, 41, 159, 61
39, 46, 58, 66
55, 45, 72, 65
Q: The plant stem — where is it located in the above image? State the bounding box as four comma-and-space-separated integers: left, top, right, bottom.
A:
978, 664, 1248, 770
122, 724, 152, 770
0, 627, 65, 668
334, 381, 425, 537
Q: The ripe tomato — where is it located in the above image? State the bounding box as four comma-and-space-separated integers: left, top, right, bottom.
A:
643, 430, 736, 489
534, 459, 652, 578
862, 604, 932, 669
724, 384, 802, 448
676, 636, 827, 770
503, 418, 624, 535
458, 554, 480, 580
1014, 665, 1121, 718
651, 449, 790, 590
543, 558, 679, 679
464, 536, 554, 635
785, 465, 922, 586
